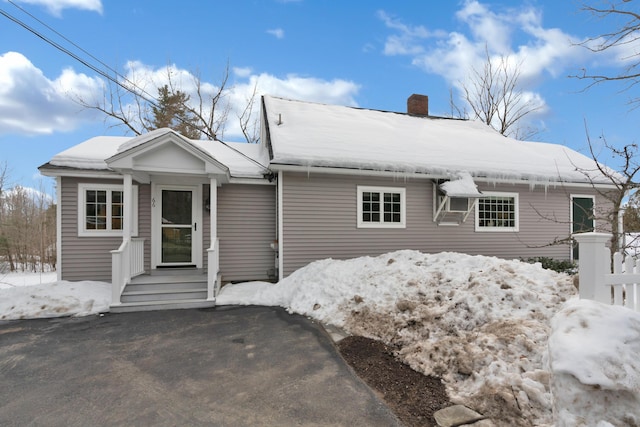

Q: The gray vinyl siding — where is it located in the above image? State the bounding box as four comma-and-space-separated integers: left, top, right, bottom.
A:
280, 172, 608, 277
210, 183, 276, 282
59, 177, 124, 282
138, 184, 151, 272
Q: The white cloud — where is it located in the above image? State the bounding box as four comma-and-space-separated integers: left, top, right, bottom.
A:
239, 72, 359, 106
377, 10, 444, 56
0, 51, 360, 140
377, 1, 634, 132
233, 67, 253, 78
111, 61, 361, 141
380, 1, 634, 92
0, 51, 103, 136
267, 28, 285, 39
10, 0, 103, 16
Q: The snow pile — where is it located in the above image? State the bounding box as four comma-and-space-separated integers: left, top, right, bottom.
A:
548, 299, 640, 426
0, 270, 56, 289
220, 250, 576, 425
439, 171, 482, 197
0, 280, 110, 320
4, 250, 638, 425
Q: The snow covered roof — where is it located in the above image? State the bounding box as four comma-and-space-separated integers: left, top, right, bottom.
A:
263, 96, 615, 185
47, 136, 129, 171
438, 172, 482, 198
44, 129, 269, 179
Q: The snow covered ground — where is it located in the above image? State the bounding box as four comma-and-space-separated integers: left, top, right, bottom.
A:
2, 252, 639, 426
0, 270, 109, 320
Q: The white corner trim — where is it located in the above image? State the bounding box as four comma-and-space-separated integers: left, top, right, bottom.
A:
56, 176, 62, 281
278, 170, 284, 281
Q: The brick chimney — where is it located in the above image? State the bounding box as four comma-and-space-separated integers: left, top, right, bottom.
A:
407, 94, 429, 117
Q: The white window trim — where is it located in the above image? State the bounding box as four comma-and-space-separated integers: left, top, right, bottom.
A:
570, 194, 596, 233
78, 183, 139, 237
475, 191, 519, 232
357, 186, 406, 229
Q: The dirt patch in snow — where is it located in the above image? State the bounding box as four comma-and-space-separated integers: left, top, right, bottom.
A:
338, 335, 450, 427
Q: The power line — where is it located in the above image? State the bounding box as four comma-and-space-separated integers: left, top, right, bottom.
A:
0, 3, 271, 172
0, 5, 159, 109
7, 0, 134, 92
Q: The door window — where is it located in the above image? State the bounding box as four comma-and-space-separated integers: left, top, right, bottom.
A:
572, 196, 594, 260
161, 190, 193, 264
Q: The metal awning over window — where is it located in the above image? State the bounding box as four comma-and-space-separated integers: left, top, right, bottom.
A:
434, 172, 482, 225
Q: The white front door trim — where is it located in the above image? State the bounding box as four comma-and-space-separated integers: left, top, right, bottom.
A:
151, 183, 203, 269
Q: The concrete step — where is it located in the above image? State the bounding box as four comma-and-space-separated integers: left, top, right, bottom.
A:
110, 299, 216, 313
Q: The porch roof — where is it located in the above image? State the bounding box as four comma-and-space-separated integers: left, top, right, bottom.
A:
43, 129, 269, 179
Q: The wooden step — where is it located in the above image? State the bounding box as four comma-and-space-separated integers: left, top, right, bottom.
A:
110, 299, 216, 313
110, 273, 221, 313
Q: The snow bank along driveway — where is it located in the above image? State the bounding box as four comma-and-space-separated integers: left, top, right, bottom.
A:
224, 250, 576, 425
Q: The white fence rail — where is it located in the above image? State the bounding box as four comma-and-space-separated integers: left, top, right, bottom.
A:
574, 232, 640, 312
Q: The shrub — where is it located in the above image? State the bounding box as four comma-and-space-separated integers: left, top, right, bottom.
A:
521, 257, 577, 275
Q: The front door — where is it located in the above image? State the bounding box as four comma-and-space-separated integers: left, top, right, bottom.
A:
153, 185, 202, 268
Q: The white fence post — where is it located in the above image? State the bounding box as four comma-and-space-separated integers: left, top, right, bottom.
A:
573, 232, 612, 303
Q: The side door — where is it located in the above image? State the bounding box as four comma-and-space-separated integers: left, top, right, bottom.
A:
571, 195, 595, 261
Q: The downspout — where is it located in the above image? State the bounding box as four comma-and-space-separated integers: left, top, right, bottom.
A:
278, 170, 284, 281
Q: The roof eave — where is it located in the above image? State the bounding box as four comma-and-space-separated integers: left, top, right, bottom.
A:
38, 163, 120, 179
269, 162, 618, 189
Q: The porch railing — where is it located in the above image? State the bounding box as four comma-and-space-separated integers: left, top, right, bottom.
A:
574, 232, 640, 312
207, 238, 220, 301
111, 237, 145, 306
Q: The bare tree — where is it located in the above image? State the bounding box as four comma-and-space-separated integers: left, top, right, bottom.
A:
0, 185, 56, 273
452, 49, 544, 140
578, 127, 640, 252
74, 63, 259, 143
576, 1, 640, 105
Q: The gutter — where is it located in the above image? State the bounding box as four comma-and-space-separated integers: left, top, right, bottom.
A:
268, 163, 619, 189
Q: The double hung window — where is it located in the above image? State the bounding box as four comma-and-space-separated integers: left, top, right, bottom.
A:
78, 184, 138, 236
475, 192, 518, 231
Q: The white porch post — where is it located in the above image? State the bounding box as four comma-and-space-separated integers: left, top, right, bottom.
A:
123, 174, 133, 286
123, 173, 133, 243
574, 232, 612, 303
207, 178, 218, 300
112, 173, 133, 306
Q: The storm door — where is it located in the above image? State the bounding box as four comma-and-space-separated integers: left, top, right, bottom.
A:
153, 185, 202, 268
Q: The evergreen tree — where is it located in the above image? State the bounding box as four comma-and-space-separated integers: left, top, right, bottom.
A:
149, 85, 200, 139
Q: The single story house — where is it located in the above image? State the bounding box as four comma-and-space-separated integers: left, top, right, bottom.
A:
39, 94, 616, 311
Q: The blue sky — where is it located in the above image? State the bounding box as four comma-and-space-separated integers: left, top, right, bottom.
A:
0, 0, 637, 194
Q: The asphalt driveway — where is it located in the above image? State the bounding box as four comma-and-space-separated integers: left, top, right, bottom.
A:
0, 306, 400, 426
